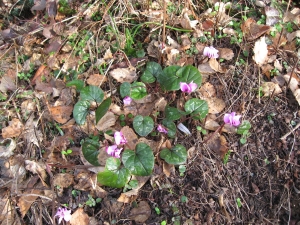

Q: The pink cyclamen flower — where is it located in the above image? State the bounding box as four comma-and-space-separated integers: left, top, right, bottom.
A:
106, 145, 123, 158
157, 124, 168, 134
123, 96, 132, 105
203, 46, 219, 58
55, 207, 72, 224
224, 112, 241, 127
114, 131, 127, 145
180, 81, 198, 93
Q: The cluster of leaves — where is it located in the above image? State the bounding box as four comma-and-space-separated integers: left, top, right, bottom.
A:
76, 63, 208, 188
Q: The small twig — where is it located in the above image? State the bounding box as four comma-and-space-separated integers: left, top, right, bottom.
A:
280, 122, 300, 141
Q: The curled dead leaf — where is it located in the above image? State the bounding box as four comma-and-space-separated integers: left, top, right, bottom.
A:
209, 58, 227, 73
241, 18, 270, 41
283, 74, 300, 106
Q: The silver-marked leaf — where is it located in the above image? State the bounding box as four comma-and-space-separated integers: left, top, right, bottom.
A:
133, 115, 154, 136
80, 85, 104, 103
73, 100, 90, 125
82, 136, 100, 166
160, 144, 187, 165
122, 143, 154, 176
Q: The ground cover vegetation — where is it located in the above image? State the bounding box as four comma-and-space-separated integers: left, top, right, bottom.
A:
0, 0, 300, 224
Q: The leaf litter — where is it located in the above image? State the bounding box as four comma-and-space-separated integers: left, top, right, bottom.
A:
1, 0, 300, 224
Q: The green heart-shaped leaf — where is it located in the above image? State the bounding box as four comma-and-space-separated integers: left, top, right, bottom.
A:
80, 85, 104, 103
141, 62, 162, 83
66, 79, 84, 91
160, 144, 187, 165
97, 158, 130, 188
122, 143, 154, 176
177, 65, 202, 87
165, 106, 182, 121
133, 115, 154, 136
82, 136, 100, 166
157, 65, 181, 91
120, 82, 131, 98
184, 98, 208, 119
73, 100, 90, 125
130, 82, 147, 100
162, 118, 176, 138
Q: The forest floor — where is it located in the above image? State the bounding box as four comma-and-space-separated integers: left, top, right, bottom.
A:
0, 0, 300, 224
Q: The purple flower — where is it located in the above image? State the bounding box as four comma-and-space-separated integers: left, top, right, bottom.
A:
203, 46, 219, 58
55, 207, 72, 224
114, 131, 127, 145
123, 96, 132, 105
180, 81, 198, 93
224, 112, 241, 127
106, 145, 123, 158
157, 124, 168, 134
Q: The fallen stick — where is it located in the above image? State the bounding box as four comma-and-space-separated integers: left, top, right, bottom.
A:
280, 122, 300, 141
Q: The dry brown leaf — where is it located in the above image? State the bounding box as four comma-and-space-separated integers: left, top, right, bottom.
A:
206, 97, 226, 114
0, 72, 17, 92
261, 64, 274, 79
31, 0, 46, 11
124, 101, 155, 116
218, 48, 234, 60
163, 161, 175, 177
70, 208, 89, 225
48, 105, 73, 124
154, 97, 167, 112
0, 138, 16, 158
18, 189, 41, 218
23, 114, 43, 147
121, 126, 138, 150
209, 58, 226, 73
96, 111, 116, 131
25, 160, 47, 184
204, 119, 220, 131
253, 36, 268, 67
205, 133, 228, 158
2, 118, 24, 139
129, 201, 151, 223
31, 65, 46, 85
198, 63, 216, 75
109, 68, 137, 83
21, 100, 36, 117
180, 8, 198, 30
86, 74, 107, 86
265, 6, 280, 26
251, 182, 260, 194
0, 192, 14, 223
53, 173, 74, 188
199, 82, 216, 98
118, 176, 150, 203
261, 82, 282, 97
270, 32, 287, 48
241, 18, 270, 41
